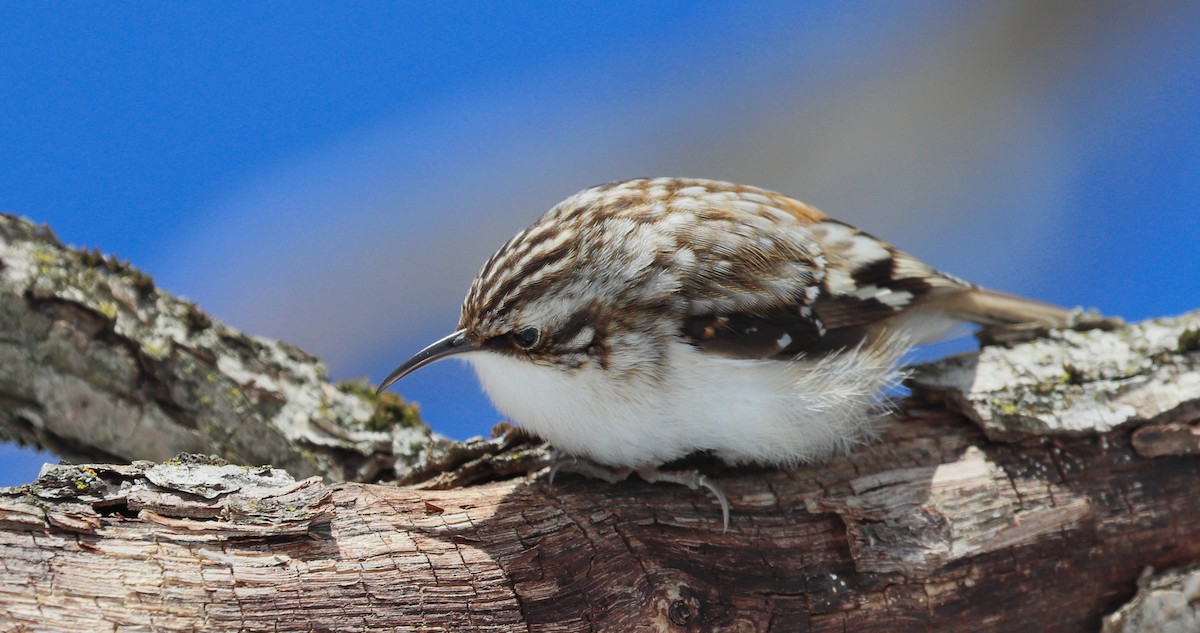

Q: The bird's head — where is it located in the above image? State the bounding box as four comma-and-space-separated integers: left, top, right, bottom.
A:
377, 180, 687, 393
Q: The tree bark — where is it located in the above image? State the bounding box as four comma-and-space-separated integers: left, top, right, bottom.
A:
1, 213, 1198, 631
0, 215, 439, 484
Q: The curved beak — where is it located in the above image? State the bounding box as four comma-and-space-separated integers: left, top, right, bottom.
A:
377, 329, 477, 394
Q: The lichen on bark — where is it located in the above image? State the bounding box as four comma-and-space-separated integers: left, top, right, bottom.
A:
0, 214, 437, 483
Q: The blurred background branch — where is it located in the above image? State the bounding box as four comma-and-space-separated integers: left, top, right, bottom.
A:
0, 215, 435, 483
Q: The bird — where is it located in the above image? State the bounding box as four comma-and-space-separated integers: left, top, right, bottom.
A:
378, 177, 1077, 529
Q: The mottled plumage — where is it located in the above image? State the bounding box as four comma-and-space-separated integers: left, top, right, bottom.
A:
382, 177, 1072, 471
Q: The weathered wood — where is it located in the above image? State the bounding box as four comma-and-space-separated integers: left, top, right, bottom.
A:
2, 399, 1198, 630
1, 213, 1198, 631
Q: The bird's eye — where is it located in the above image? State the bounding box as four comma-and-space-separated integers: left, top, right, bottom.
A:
511, 327, 541, 350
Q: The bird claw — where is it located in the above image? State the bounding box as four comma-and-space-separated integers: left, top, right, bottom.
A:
546, 456, 573, 486
698, 475, 731, 533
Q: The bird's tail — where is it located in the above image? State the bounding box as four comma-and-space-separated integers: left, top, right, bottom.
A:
934, 287, 1076, 328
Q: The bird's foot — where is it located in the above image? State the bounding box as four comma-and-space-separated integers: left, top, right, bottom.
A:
636, 467, 730, 533
546, 456, 731, 532
547, 455, 632, 485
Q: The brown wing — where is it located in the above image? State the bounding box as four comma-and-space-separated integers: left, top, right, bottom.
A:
624, 180, 1055, 359
806, 219, 975, 349
681, 308, 829, 359
663, 184, 833, 359
674, 188, 971, 359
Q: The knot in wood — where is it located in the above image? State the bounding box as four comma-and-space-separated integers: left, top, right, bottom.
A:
668, 599, 694, 626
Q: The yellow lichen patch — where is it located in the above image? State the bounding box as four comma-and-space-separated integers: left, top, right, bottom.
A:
33, 248, 57, 265
996, 401, 1020, 415
141, 342, 168, 359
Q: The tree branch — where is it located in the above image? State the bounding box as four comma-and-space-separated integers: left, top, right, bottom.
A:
1, 213, 1197, 631
0, 215, 438, 482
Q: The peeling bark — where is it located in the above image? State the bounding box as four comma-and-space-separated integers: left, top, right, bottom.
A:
910, 311, 1200, 441
1, 213, 1198, 631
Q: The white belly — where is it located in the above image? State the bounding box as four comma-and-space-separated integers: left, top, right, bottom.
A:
466, 338, 907, 468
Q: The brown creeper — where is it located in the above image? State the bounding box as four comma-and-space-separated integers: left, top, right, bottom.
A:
379, 178, 1073, 526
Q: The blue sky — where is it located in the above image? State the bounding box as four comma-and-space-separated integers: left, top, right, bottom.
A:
2, 2, 1198, 485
